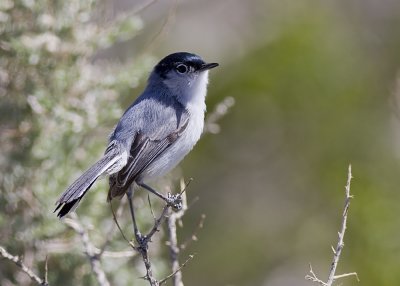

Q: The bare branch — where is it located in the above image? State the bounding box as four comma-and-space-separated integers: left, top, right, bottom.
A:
306, 165, 358, 286
305, 264, 327, 286
180, 214, 206, 251
64, 214, 111, 286
164, 178, 200, 286
0, 245, 48, 286
326, 164, 354, 285
166, 206, 184, 286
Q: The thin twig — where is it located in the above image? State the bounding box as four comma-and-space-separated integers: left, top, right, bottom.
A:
305, 264, 327, 286
180, 214, 206, 251
334, 272, 359, 281
148, 194, 157, 221
97, 200, 126, 258
159, 254, 195, 285
0, 245, 48, 286
146, 205, 170, 239
110, 203, 135, 250
64, 214, 111, 286
306, 164, 358, 286
142, 0, 177, 53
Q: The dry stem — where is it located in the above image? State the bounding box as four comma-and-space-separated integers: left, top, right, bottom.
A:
306, 165, 359, 286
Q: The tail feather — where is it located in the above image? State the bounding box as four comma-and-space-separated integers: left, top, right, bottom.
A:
55, 152, 122, 218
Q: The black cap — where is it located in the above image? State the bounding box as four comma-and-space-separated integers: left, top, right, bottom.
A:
155, 52, 218, 78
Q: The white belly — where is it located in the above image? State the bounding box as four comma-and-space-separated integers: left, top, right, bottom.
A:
138, 111, 204, 182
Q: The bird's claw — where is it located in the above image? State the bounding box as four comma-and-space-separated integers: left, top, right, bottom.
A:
167, 192, 183, 211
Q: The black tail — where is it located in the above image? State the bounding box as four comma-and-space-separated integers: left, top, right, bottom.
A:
55, 152, 120, 218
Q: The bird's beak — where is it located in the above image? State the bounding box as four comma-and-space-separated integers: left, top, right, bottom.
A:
199, 62, 219, 72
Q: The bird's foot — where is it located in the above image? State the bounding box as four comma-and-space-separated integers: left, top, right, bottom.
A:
166, 192, 183, 211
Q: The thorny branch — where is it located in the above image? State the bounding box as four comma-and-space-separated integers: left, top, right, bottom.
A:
306, 165, 359, 286
113, 179, 203, 286
132, 203, 170, 286
64, 214, 111, 286
0, 245, 48, 286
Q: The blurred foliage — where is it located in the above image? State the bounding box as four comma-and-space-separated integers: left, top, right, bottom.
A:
0, 0, 162, 285
176, 2, 400, 286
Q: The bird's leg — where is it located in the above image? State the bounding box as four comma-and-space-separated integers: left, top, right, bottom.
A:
127, 187, 159, 284
136, 181, 182, 211
126, 187, 143, 243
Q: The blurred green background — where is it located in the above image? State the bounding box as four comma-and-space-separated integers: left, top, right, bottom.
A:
1, 0, 400, 285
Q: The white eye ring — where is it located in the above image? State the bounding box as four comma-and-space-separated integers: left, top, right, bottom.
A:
176, 64, 188, 74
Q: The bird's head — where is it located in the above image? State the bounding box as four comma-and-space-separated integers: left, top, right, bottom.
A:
150, 52, 219, 107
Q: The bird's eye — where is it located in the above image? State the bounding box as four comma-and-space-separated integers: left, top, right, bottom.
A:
176, 64, 188, 74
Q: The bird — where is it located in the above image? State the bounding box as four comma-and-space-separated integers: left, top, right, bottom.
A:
55, 52, 219, 218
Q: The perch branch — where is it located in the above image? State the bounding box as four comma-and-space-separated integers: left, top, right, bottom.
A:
126, 186, 172, 286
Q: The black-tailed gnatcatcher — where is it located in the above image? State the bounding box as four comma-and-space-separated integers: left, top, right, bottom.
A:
55, 52, 218, 218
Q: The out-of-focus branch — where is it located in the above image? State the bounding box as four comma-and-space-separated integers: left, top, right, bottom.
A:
165, 180, 188, 286
163, 179, 204, 286
64, 214, 110, 286
179, 213, 206, 251
0, 245, 48, 286
306, 165, 359, 286
204, 96, 235, 134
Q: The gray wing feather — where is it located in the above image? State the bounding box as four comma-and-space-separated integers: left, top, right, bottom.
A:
107, 97, 189, 200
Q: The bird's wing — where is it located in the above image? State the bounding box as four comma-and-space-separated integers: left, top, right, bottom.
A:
107, 97, 189, 200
